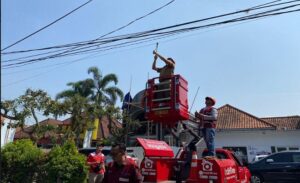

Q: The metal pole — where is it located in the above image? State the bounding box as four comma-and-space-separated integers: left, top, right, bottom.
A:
147, 121, 150, 139
189, 86, 200, 113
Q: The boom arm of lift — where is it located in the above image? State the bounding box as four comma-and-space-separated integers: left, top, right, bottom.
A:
170, 120, 204, 181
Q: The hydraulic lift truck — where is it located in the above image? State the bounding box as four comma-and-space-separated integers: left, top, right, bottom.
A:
137, 138, 251, 183
140, 75, 251, 182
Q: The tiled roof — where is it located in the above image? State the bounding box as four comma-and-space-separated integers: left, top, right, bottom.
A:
62, 118, 72, 125
262, 116, 300, 130
62, 116, 122, 139
96, 116, 122, 139
14, 118, 62, 139
217, 104, 276, 130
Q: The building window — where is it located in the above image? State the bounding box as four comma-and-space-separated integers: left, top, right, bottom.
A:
270, 146, 299, 153
223, 146, 248, 163
271, 146, 276, 153
277, 147, 287, 152
289, 147, 299, 151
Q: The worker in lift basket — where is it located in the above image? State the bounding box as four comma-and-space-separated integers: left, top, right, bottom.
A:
195, 96, 218, 157
152, 50, 175, 99
152, 50, 175, 82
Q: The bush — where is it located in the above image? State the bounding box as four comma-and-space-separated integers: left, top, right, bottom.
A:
44, 140, 88, 183
1, 139, 43, 183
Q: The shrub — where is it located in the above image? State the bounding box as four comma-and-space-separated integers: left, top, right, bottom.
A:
1, 139, 43, 183
44, 140, 88, 183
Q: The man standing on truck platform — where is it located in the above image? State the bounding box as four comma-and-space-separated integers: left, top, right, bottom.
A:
87, 143, 106, 183
103, 143, 142, 183
195, 97, 218, 157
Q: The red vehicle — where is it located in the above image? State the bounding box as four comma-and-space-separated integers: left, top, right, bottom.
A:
137, 138, 251, 183
145, 74, 189, 127
138, 75, 251, 182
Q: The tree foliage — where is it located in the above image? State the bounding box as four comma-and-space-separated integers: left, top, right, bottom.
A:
87, 66, 123, 106
87, 66, 124, 135
55, 92, 96, 146
0, 89, 57, 142
1, 67, 128, 147
1, 139, 43, 183
44, 141, 88, 183
1, 140, 88, 183
55, 66, 124, 145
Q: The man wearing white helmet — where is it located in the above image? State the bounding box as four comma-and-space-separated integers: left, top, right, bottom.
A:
195, 97, 218, 157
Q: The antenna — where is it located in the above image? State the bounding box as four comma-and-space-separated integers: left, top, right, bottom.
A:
155, 42, 159, 52
189, 86, 200, 113
129, 75, 132, 93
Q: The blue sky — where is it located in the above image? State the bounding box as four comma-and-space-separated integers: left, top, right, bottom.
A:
1, 0, 300, 124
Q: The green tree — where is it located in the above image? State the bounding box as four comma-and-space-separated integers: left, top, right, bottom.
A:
55, 93, 95, 146
108, 110, 141, 144
87, 67, 123, 105
1, 139, 43, 183
87, 66, 124, 135
1, 89, 56, 143
56, 79, 94, 99
55, 67, 124, 145
44, 141, 88, 183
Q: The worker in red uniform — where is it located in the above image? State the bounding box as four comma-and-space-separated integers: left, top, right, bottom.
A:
126, 155, 138, 167
195, 97, 218, 157
87, 143, 106, 183
103, 143, 142, 183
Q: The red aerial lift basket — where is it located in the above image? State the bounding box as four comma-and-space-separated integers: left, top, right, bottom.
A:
145, 74, 189, 126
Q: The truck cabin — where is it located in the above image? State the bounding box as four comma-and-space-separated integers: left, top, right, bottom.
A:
202, 148, 246, 166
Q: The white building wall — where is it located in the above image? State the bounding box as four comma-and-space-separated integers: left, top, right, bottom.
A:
215, 130, 300, 162
1, 118, 16, 147
130, 129, 300, 163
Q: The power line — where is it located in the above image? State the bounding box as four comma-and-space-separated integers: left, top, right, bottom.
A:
22, 0, 176, 70
3, 0, 288, 56
2, 0, 300, 69
94, 0, 175, 40
4, 3, 299, 68
2, 8, 298, 86
2, 34, 175, 75
1, 0, 175, 58
1, 0, 93, 51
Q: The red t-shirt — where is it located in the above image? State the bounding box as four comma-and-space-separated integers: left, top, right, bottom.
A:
87, 152, 105, 174
126, 155, 138, 167
103, 160, 143, 183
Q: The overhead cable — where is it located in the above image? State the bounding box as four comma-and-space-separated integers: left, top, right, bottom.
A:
2, 0, 300, 69
1, 0, 175, 57
3, 0, 292, 56
1, 0, 93, 51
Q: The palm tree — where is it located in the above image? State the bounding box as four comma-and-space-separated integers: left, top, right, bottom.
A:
56, 79, 94, 100
87, 67, 123, 105
56, 80, 96, 146
56, 67, 123, 145
87, 66, 124, 135
57, 93, 96, 146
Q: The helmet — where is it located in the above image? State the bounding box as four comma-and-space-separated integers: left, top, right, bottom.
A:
205, 96, 216, 106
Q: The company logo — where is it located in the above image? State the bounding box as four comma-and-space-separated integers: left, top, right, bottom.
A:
144, 158, 153, 169
202, 159, 213, 171
224, 167, 236, 175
